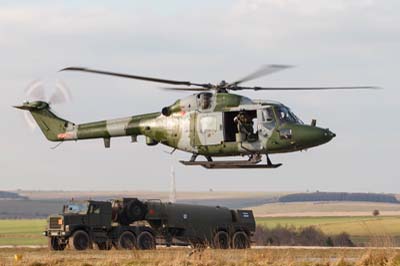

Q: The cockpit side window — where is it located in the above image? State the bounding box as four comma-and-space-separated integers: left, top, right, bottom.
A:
274, 106, 303, 124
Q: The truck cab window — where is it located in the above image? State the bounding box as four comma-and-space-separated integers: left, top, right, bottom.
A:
89, 204, 101, 214
64, 203, 88, 214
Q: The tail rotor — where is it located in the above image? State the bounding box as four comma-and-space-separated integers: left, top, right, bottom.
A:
20, 79, 72, 130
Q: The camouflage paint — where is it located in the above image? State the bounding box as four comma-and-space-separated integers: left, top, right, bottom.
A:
15, 92, 335, 157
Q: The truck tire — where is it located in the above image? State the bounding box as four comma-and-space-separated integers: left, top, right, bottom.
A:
117, 231, 136, 250
231, 231, 250, 249
70, 230, 91, 251
137, 231, 156, 250
97, 241, 112, 250
125, 199, 147, 223
212, 231, 230, 249
48, 237, 66, 251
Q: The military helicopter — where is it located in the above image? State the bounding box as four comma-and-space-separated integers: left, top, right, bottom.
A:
15, 65, 377, 169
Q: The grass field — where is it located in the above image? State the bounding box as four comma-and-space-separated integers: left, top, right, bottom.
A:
251, 201, 400, 217
1, 247, 400, 266
0, 220, 46, 246
2, 216, 400, 247
257, 216, 400, 246
257, 216, 400, 236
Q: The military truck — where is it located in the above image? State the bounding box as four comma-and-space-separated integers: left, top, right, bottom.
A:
44, 198, 255, 250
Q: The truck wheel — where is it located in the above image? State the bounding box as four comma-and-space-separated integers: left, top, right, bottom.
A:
137, 231, 156, 250
48, 237, 66, 251
231, 231, 250, 249
117, 231, 136, 250
97, 241, 112, 250
70, 230, 90, 251
213, 231, 230, 249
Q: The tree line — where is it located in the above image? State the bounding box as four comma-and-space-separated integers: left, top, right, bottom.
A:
278, 192, 399, 204
0, 191, 28, 200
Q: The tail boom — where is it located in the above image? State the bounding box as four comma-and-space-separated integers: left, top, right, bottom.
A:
15, 101, 163, 146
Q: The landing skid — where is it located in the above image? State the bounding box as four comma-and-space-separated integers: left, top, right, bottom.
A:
180, 160, 282, 169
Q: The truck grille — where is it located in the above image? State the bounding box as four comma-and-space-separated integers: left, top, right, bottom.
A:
49, 217, 62, 229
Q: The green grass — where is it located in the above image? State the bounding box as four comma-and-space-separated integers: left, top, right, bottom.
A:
256, 216, 400, 236
2, 217, 400, 246
0, 219, 46, 245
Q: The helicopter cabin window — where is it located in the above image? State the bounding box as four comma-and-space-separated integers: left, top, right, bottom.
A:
261, 108, 276, 130
223, 110, 257, 142
199, 116, 217, 133
197, 93, 213, 110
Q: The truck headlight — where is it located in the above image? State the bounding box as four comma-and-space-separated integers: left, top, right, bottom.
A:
65, 225, 69, 232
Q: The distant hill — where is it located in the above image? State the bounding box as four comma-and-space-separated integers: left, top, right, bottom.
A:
278, 192, 399, 204
0, 191, 28, 200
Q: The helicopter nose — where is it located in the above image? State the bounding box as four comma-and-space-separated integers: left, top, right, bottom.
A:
317, 128, 335, 144
324, 129, 336, 140
291, 125, 335, 149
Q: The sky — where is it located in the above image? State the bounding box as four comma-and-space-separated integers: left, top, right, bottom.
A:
0, 0, 399, 192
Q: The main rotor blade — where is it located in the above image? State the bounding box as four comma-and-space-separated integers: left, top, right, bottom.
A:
162, 87, 211, 91
229, 64, 293, 87
230, 86, 381, 91
60, 67, 210, 87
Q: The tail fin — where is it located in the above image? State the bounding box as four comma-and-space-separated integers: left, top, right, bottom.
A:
14, 101, 75, 141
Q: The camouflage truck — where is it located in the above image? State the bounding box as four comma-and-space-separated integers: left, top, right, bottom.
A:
44, 198, 255, 250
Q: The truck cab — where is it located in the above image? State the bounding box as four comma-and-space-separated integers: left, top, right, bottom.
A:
45, 200, 112, 250
45, 200, 155, 251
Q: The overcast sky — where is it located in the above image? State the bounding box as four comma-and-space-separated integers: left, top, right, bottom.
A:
1, 0, 399, 192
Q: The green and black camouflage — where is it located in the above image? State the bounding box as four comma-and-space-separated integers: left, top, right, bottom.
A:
15, 92, 335, 158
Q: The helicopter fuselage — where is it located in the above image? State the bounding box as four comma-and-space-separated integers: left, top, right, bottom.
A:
19, 92, 335, 158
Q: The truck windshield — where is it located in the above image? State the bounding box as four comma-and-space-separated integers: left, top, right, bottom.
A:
275, 106, 303, 124
63, 203, 88, 214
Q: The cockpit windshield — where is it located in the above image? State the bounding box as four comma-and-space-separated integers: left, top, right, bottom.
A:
275, 106, 303, 124
63, 202, 88, 214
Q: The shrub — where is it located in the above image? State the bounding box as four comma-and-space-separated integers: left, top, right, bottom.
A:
373, 209, 380, 216
254, 225, 355, 247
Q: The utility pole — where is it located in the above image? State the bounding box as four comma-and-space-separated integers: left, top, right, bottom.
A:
169, 165, 176, 203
